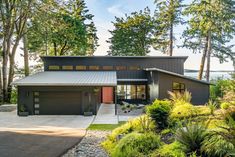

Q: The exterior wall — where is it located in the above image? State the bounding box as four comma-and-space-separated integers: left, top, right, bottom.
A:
156, 72, 210, 105
17, 86, 101, 115
42, 56, 186, 75
147, 71, 159, 103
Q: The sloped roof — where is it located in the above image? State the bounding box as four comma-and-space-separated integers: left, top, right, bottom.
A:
13, 71, 117, 86
145, 68, 211, 85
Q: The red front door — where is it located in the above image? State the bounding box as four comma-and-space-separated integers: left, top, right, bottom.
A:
102, 87, 114, 104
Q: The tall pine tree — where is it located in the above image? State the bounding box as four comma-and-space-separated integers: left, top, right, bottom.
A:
108, 8, 154, 56
182, 0, 235, 81
152, 0, 183, 56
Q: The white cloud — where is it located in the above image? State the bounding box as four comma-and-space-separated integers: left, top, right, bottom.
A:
107, 5, 125, 17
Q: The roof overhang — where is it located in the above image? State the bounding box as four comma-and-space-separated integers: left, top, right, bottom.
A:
12, 71, 117, 86
117, 79, 148, 82
145, 68, 212, 85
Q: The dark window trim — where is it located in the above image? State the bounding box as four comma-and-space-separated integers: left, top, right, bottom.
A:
172, 82, 185, 93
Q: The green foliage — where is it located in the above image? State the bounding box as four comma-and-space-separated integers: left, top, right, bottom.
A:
102, 115, 155, 154
202, 134, 234, 157
168, 90, 192, 104
207, 100, 218, 115
182, 0, 235, 66
111, 132, 161, 157
170, 102, 197, 119
28, 0, 98, 56
146, 99, 172, 129
87, 122, 126, 131
10, 88, 17, 104
152, 0, 183, 55
108, 7, 154, 56
150, 141, 186, 157
221, 102, 231, 110
175, 123, 208, 155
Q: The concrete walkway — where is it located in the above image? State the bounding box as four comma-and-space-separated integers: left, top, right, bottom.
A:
93, 104, 118, 124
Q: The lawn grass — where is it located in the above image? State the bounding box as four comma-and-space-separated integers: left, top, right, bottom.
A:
88, 121, 126, 131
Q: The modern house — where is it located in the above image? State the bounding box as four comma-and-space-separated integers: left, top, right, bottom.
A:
13, 56, 210, 115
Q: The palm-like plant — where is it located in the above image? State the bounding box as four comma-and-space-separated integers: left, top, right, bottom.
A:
168, 90, 192, 104
175, 123, 208, 155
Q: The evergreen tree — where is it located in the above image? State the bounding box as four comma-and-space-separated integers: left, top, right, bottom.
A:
152, 0, 183, 56
182, 0, 235, 81
27, 0, 98, 56
108, 8, 154, 56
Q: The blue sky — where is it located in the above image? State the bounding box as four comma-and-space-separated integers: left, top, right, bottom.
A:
85, 0, 234, 71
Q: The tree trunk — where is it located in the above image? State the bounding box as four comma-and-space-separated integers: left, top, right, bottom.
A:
0, 60, 3, 104
205, 32, 212, 82
7, 38, 20, 103
169, 22, 173, 56
198, 35, 209, 80
23, 27, 30, 76
2, 36, 11, 102
54, 42, 57, 56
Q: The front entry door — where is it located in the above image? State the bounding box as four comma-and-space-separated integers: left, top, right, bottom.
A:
102, 87, 113, 104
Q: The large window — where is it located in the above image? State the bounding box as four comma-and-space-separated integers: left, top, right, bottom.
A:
172, 82, 185, 93
117, 85, 146, 100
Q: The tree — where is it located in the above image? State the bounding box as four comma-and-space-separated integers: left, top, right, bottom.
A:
152, 0, 183, 56
27, 0, 98, 56
0, 0, 34, 102
182, 0, 235, 81
108, 8, 154, 56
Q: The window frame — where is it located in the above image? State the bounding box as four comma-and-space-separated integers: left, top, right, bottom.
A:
76, 65, 86, 70
48, 65, 60, 70
88, 66, 100, 70
172, 82, 185, 93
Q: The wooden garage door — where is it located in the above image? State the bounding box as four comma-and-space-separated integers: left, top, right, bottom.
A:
39, 92, 82, 115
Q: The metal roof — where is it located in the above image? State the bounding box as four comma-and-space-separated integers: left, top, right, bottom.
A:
145, 68, 211, 85
117, 79, 148, 82
12, 71, 117, 86
41, 55, 188, 61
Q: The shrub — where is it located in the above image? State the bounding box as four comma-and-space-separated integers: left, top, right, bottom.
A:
168, 90, 192, 103
102, 115, 155, 154
221, 102, 232, 109
207, 100, 218, 115
150, 141, 186, 157
10, 88, 17, 104
175, 123, 208, 155
111, 132, 161, 157
170, 102, 197, 119
202, 134, 234, 157
146, 99, 172, 129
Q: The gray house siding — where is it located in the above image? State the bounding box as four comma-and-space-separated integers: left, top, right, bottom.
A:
42, 56, 187, 75
17, 86, 101, 115
156, 72, 209, 105
147, 71, 159, 103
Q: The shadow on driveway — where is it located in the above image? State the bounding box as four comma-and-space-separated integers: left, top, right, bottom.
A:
0, 129, 86, 157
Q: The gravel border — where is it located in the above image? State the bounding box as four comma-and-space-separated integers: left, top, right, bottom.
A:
0, 104, 16, 112
62, 130, 110, 157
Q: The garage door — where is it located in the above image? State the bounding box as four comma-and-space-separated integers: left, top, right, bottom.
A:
38, 92, 82, 115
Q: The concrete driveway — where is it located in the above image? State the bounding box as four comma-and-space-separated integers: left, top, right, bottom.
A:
0, 110, 94, 157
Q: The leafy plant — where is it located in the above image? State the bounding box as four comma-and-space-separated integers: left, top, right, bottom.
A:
146, 99, 172, 129
175, 123, 208, 155
207, 100, 218, 115
220, 102, 231, 110
170, 102, 197, 119
111, 132, 161, 157
150, 141, 186, 157
202, 133, 234, 157
102, 115, 156, 154
168, 90, 192, 104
